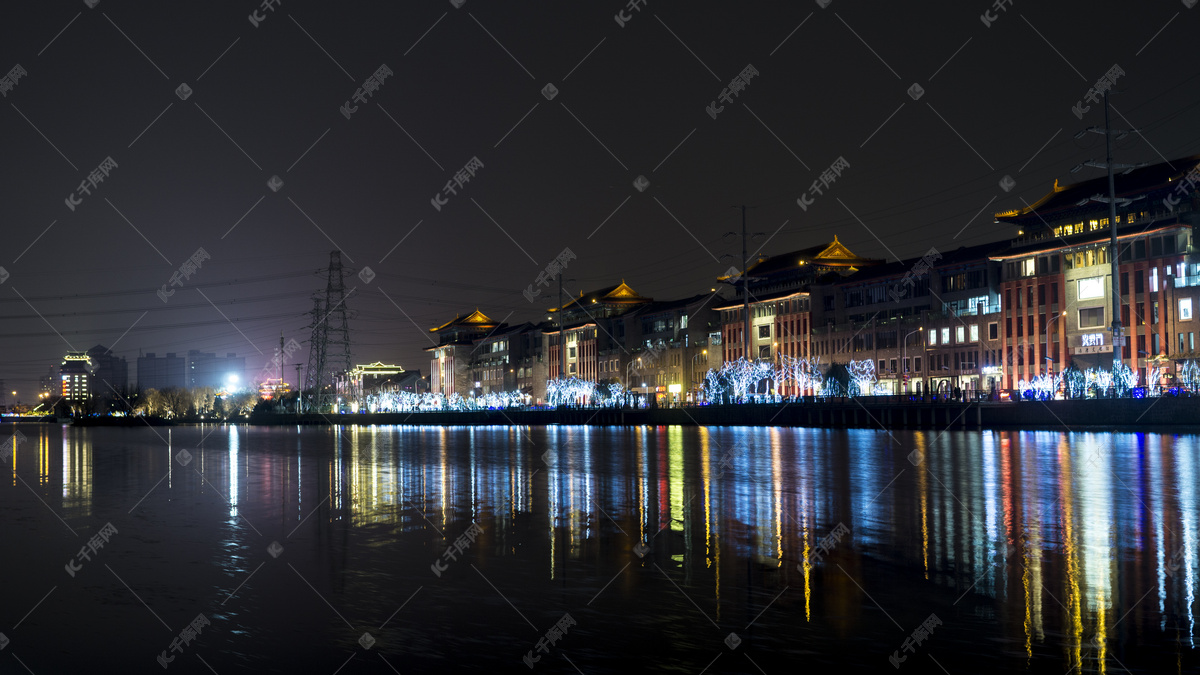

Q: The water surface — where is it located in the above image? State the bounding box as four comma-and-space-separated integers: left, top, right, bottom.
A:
1, 424, 1197, 673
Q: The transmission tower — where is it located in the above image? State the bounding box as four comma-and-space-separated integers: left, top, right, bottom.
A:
305, 296, 327, 411
323, 250, 353, 379
303, 251, 353, 412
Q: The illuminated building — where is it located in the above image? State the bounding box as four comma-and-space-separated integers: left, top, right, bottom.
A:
427, 310, 505, 396
545, 281, 651, 387
59, 352, 94, 403
992, 155, 1200, 389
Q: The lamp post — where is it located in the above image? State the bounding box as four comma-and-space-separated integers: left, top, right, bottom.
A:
902, 327, 923, 394
626, 358, 641, 393
1043, 311, 1067, 377
691, 350, 707, 402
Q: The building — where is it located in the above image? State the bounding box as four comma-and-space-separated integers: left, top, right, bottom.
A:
335, 362, 408, 408
137, 352, 186, 391
427, 310, 506, 396
546, 281, 652, 385
186, 350, 246, 390
804, 243, 1001, 396
60, 352, 94, 403
719, 236, 883, 367
992, 155, 1200, 390
86, 344, 128, 395
622, 294, 721, 403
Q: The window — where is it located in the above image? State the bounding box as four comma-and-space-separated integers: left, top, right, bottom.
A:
956, 326, 966, 343
941, 328, 950, 344
903, 358, 910, 372
928, 329, 937, 345
758, 345, 771, 358
568, 346, 576, 358
1078, 277, 1104, 300
1181, 298, 1193, 321
890, 359, 897, 373
914, 357, 922, 372
879, 360, 886, 373
1021, 259, 1035, 277
990, 322, 999, 340
970, 325, 979, 342
758, 325, 771, 339
1079, 307, 1105, 328
569, 363, 576, 374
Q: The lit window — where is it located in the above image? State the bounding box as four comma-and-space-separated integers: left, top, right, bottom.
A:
941, 328, 950, 344
956, 326, 965, 343
1181, 298, 1193, 321
928, 329, 937, 345
1021, 259, 1035, 276
969, 325, 979, 342
1078, 277, 1104, 300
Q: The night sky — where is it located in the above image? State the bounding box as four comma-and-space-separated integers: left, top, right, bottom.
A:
2, 0, 1197, 398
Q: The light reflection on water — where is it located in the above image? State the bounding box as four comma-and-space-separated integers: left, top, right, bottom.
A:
1, 424, 1197, 673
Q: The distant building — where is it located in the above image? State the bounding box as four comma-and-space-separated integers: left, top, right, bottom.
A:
86, 344, 128, 396
38, 366, 56, 399
186, 350, 246, 390
137, 353, 186, 391
335, 362, 408, 405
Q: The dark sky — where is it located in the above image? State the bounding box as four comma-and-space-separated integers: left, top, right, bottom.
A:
2, 0, 1197, 399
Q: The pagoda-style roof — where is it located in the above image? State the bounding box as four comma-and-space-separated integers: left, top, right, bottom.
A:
429, 309, 500, 333
348, 362, 405, 377
995, 154, 1200, 225
719, 236, 884, 283
549, 281, 651, 313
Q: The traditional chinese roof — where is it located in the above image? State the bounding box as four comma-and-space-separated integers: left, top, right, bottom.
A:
429, 309, 499, 333
718, 236, 884, 283
348, 362, 405, 377
995, 154, 1200, 225
549, 281, 651, 313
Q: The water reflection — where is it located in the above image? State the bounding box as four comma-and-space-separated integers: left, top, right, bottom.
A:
4, 424, 1198, 672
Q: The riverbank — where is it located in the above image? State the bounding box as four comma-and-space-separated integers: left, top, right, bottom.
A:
10, 397, 1196, 430
238, 397, 1200, 430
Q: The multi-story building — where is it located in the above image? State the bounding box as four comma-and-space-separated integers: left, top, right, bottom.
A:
623, 294, 721, 403
60, 352, 94, 403
546, 281, 651, 384
186, 350, 246, 390
85, 345, 128, 396
717, 237, 883, 395
137, 352, 186, 391
427, 310, 505, 396
992, 155, 1200, 389
806, 242, 1001, 396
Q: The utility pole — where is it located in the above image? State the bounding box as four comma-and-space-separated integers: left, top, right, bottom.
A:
741, 205, 751, 363
1073, 92, 1147, 373
1103, 92, 1124, 370
722, 209, 763, 364
293, 364, 303, 414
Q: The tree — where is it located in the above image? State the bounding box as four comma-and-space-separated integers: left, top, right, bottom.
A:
191, 386, 216, 415
225, 392, 260, 417
161, 388, 191, 419
135, 388, 163, 416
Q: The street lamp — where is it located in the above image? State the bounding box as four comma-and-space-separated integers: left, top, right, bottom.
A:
626, 358, 641, 392
1043, 311, 1067, 376
902, 327, 923, 394
690, 349, 708, 402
